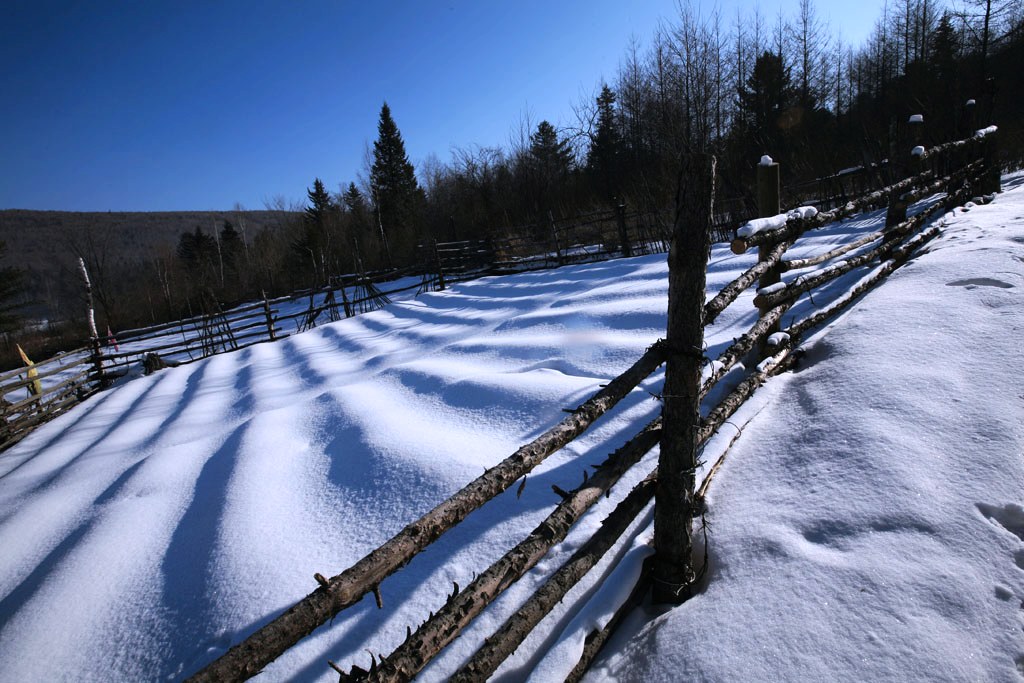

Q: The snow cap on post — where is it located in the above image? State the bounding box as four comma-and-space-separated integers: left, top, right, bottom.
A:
966, 99, 976, 107
759, 155, 774, 166
911, 145, 926, 157
908, 114, 924, 124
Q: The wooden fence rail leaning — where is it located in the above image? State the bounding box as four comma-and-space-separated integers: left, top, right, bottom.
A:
174, 118, 1001, 681
0, 117, 1000, 681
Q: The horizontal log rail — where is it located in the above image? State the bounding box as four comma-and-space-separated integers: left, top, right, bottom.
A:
0, 345, 92, 385
344, 418, 664, 681
753, 173, 968, 312
0, 353, 94, 396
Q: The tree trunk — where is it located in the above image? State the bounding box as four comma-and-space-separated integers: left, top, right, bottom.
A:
652, 152, 715, 605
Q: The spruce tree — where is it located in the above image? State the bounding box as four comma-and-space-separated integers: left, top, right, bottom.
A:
370, 102, 424, 265
736, 52, 797, 160
342, 182, 367, 215
294, 177, 338, 286
305, 178, 335, 227
529, 121, 574, 180
527, 120, 574, 217
587, 85, 623, 203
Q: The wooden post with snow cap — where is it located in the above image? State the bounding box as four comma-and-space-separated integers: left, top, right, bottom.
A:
887, 114, 924, 227
962, 99, 977, 140
979, 125, 1001, 195
652, 152, 715, 605
756, 155, 782, 339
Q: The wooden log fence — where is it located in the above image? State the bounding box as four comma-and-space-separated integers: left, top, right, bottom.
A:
0, 117, 1001, 681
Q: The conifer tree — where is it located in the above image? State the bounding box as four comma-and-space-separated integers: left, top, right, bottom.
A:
736, 51, 797, 160
526, 120, 574, 217
294, 178, 338, 286
529, 121, 574, 180
587, 85, 623, 203
342, 182, 367, 215
370, 102, 424, 265
305, 178, 334, 226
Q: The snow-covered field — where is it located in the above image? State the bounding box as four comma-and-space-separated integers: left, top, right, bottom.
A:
0, 177, 1021, 682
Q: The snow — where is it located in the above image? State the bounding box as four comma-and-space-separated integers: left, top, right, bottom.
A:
759, 155, 774, 166
0, 176, 1022, 681
789, 206, 818, 220
975, 125, 999, 138
909, 113, 924, 124
756, 281, 787, 297
912, 144, 926, 157
737, 206, 818, 239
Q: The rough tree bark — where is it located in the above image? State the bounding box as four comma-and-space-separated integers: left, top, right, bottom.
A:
652, 152, 715, 605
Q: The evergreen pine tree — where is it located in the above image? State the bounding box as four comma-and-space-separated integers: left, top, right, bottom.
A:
527, 120, 574, 217
305, 178, 334, 226
370, 102, 424, 265
587, 85, 623, 203
529, 121, 574, 180
294, 178, 338, 286
736, 52, 797, 161
343, 182, 367, 215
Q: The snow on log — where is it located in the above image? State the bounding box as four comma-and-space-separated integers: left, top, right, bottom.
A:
736, 213, 788, 239
704, 239, 793, 324
781, 228, 886, 271
734, 207, 818, 241
699, 302, 792, 398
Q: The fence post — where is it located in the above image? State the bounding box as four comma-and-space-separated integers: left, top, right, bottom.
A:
434, 239, 446, 291
756, 156, 782, 341
981, 127, 1001, 195
548, 211, 564, 265
616, 201, 633, 257
652, 152, 716, 605
262, 291, 277, 341
962, 99, 977, 140
886, 114, 923, 227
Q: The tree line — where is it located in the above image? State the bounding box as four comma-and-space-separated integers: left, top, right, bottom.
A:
2, 0, 1021, 368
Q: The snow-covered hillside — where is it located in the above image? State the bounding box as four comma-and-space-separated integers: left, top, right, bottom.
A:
0, 177, 1021, 682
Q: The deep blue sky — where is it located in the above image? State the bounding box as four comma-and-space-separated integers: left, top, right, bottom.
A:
1, 1, 884, 211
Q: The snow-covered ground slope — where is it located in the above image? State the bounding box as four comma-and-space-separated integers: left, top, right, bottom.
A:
590, 176, 1024, 682
0, 177, 1020, 682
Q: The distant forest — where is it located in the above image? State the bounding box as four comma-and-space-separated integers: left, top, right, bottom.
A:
1, 0, 1021, 364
